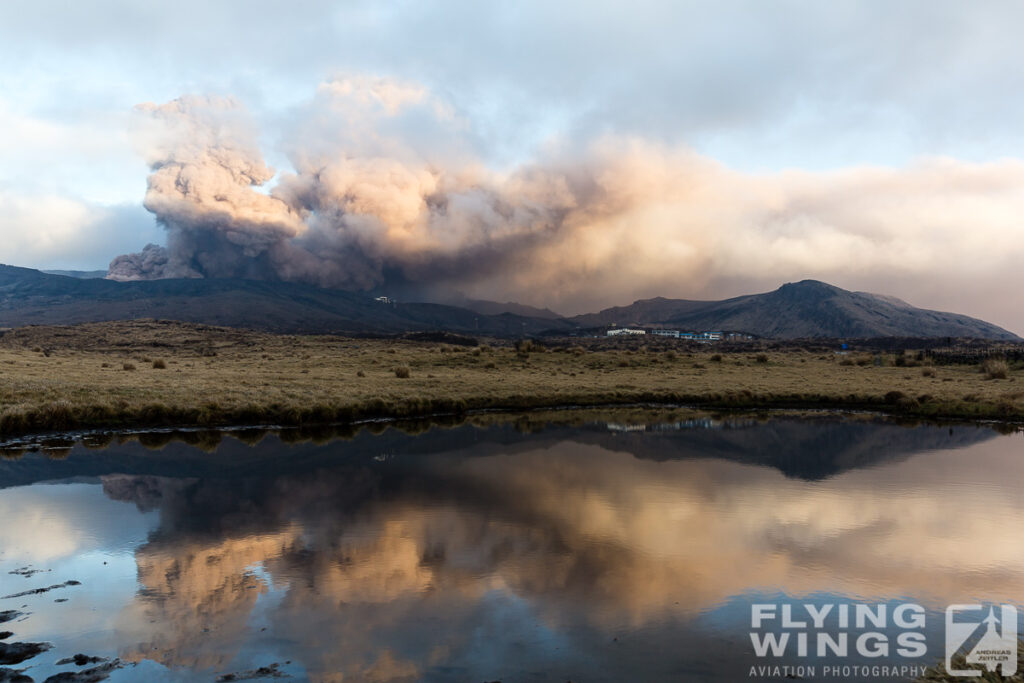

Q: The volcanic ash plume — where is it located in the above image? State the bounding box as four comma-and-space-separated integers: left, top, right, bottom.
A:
108, 95, 304, 281
107, 87, 592, 294
108, 79, 1024, 318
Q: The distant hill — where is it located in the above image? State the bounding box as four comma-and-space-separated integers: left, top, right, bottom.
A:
0, 265, 570, 336
443, 297, 563, 320
571, 280, 1020, 340
41, 269, 107, 279
0, 266, 1017, 339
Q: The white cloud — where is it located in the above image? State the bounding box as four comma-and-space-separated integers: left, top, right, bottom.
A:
0, 483, 155, 565
4, 1, 1024, 169
0, 190, 157, 270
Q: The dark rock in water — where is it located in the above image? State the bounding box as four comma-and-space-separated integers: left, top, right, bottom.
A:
42, 660, 123, 683
0, 634, 11, 642
1, 582, 81, 600
0, 667, 34, 683
0, 641, 51, 666
7, 568, 48, 579
54, 655, 107, 667
0, 614, 20, 626
215, 662, 288, 681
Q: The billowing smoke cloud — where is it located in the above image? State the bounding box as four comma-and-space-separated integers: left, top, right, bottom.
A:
109, 84, 594, 295
108, 95, 305, 281
109, 78, 1024, 327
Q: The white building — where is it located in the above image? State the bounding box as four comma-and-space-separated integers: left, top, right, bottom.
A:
678, 331, 722, 342
607, 328, 646, 336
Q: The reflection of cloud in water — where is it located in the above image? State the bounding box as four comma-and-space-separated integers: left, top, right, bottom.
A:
94, 426, 1024, 681
0, 483, 155, 564
118, 530, 293, 671
0, 490, 80, 563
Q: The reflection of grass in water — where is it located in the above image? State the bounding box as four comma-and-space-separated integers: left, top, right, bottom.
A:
0, 320, 1023, 437
0, 404, 944, 456
918, 640, 1024, 681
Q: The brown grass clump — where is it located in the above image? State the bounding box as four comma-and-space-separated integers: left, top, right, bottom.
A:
152, 359, 167, 369
755, 353, 769, 364
710, 354, 723, 362
394, 366, 411, 378
515, 339, 539, 357
356, 370, 366, 377
922, 367, 936, 378
884, 390, 906, 404
894, 352, 921, 367
983, 357, 1010, 380
122, 362, 136, 371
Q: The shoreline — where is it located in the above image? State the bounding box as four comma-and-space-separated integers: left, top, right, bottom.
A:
2, 393, 1021, 448
3, 402, 1019, 456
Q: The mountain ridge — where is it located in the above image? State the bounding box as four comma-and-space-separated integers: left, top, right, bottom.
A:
570, 279, 1020, 340
0, 264, 570, 337
0, 266, 1017, 340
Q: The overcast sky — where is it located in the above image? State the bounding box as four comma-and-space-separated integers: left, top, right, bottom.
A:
2, 1, 1024, 329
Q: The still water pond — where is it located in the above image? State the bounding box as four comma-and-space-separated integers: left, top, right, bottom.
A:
0, 411, 1021, 682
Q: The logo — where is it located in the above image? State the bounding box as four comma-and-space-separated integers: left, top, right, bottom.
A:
946, 604, 1017, 677
747, 601, 930, 679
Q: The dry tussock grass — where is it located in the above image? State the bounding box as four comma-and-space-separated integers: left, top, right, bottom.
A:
983, 357, 1010, 379
0, 320, 1021, 436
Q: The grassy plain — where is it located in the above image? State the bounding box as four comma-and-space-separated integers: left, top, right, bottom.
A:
1, 320, 1022, 437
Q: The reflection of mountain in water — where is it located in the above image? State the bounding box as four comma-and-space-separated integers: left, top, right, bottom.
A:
89, 419, 1020, 682
585, 418, 997, 479
1, 414, 1019, 681
0, 415, 999, 488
